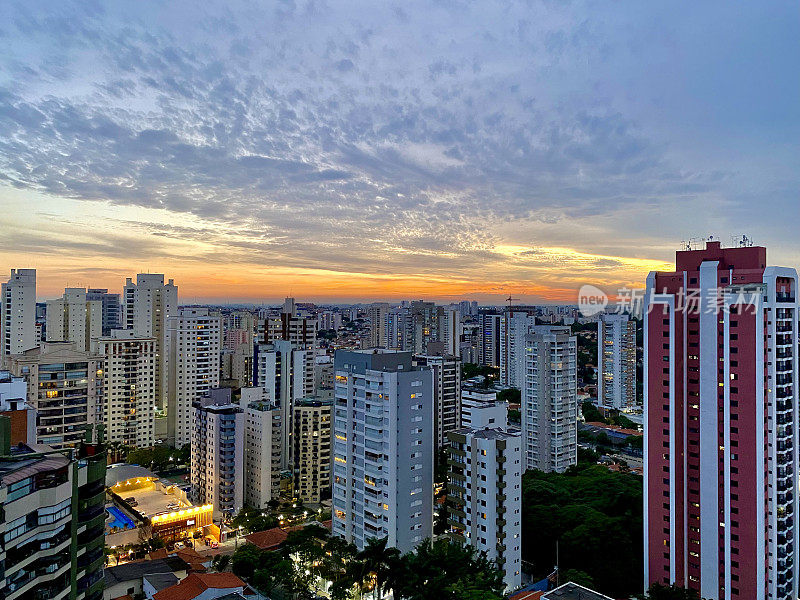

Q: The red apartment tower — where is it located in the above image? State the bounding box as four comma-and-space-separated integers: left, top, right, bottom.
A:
644, 241, 798, 600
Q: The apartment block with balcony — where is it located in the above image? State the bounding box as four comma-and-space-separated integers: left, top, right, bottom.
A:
292, 397, 332, 503
2, 269, 37, 358
413, 353, 461, 448
191, 388, 244, 519
521, 326, 578, 473
243, 388, 282, 509
447, 426, 522, 592
0, 425, 107, 600
597, 313, 637, 411
332, 350, 434, 553
6, 342, 103, 449
644, 241, 799, 600
167, 307, 221, 448
94, 330, 157, 448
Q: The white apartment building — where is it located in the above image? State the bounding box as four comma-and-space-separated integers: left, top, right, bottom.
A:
413, 354, 461, 448
242, 387, 282, 508
461, 387, 508, 429
500, 311, 538, 388
167, 308, 222, 448
94, 330, 157, 448
2, 269, 37, 357
191, 388, 244, 519
521, 326, 578, 472
6, 342, 102, 449
438, 308, 462, 358
597, 313, 637, 411
46, 288, 103, 351
333, 350, 434, 553
255, 339, 314, 469
367, 303, 390, 348
447, 427, 522, 592
86, 288, 122, 335
123, 274, 178, 410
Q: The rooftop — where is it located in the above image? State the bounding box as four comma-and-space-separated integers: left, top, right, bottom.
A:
542, 582, 613, 600
152, 573, 245, 600
105, 557, 189, 587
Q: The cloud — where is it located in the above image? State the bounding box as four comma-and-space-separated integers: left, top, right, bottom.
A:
0, 0, 798, 299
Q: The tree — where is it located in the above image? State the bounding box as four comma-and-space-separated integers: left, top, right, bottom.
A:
232, 506, 279, 534
581, 401, 605, 423
357, 537, 402, 599
560, 569, 595, 588
497, 387, 521, 404
393, 539, 504, 600
231, 543, 264, 578
521, 464, 642, 597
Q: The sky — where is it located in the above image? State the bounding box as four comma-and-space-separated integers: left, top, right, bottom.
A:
1, 0, 798, 303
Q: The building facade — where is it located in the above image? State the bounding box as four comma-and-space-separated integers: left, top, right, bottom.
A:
478, 313, 501, 367
86, 288, 122, 336
292, 398, 332, 503
521, 326, 578, 472
367, 303, 389, 348
644, 241, 799, 600
0, 432, 107, 600
94, 330, 157, 448
447, 427, 522, 592
166, 307, 222, 448
46, 288, 103, 352
413, 354, 461, 448
243, 388, 282, 508
123, 274, 178, 410
332, 350, 434, 552
6, 342, 102, 449
500, 311, 537, 388
191, 389, 244, 519
2, 269, 37, 358
597, 313, 637, 411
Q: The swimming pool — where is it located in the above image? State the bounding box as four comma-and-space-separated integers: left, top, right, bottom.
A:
107, 506, 135, 530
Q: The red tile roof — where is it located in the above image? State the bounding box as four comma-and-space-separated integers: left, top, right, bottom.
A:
148, 549, 168, 560
509, 591, 544, 600
152, 573, 245, 600
244, 527, 288, 551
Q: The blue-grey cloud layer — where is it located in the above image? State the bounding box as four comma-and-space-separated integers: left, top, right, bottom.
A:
1, 0, 799, 276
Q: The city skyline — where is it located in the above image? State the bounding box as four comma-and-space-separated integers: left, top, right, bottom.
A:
2, 1, 799, 302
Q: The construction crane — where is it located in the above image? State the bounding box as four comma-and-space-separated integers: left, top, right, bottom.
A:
506, 295, 519, 312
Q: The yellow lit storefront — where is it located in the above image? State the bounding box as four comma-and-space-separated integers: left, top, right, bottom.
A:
150, 505, 214, 543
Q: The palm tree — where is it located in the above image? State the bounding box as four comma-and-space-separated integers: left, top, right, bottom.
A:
356, 537, 402, 600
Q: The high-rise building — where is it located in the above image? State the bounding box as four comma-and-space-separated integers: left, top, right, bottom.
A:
367, 303, 390, 348
166, 307, 222, 448
521, 326, 577, 472
46, 288, 103, 351
597, 313, 637, 411
644, 241, 799, 600
191, 388, 244, 519
438, 308, 462, 357
2, 269, 37, 357
500, 311, 538, 387
292, 397, 332, 503
259, 297, 317, 349
414, 354, 461, 448
333, 350, 434, 552
478, 313, 502, 367
254, 340, 314, 469
86, 288, 122, 335
243, 388, 282, 508
123, 274, 178, 410
6, 342, 102, 449
386, 307, 412, 351
0, 430, 107, 600
461, 387, 508, 429
94, 329, 157, 448
447, 426, 522, 592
